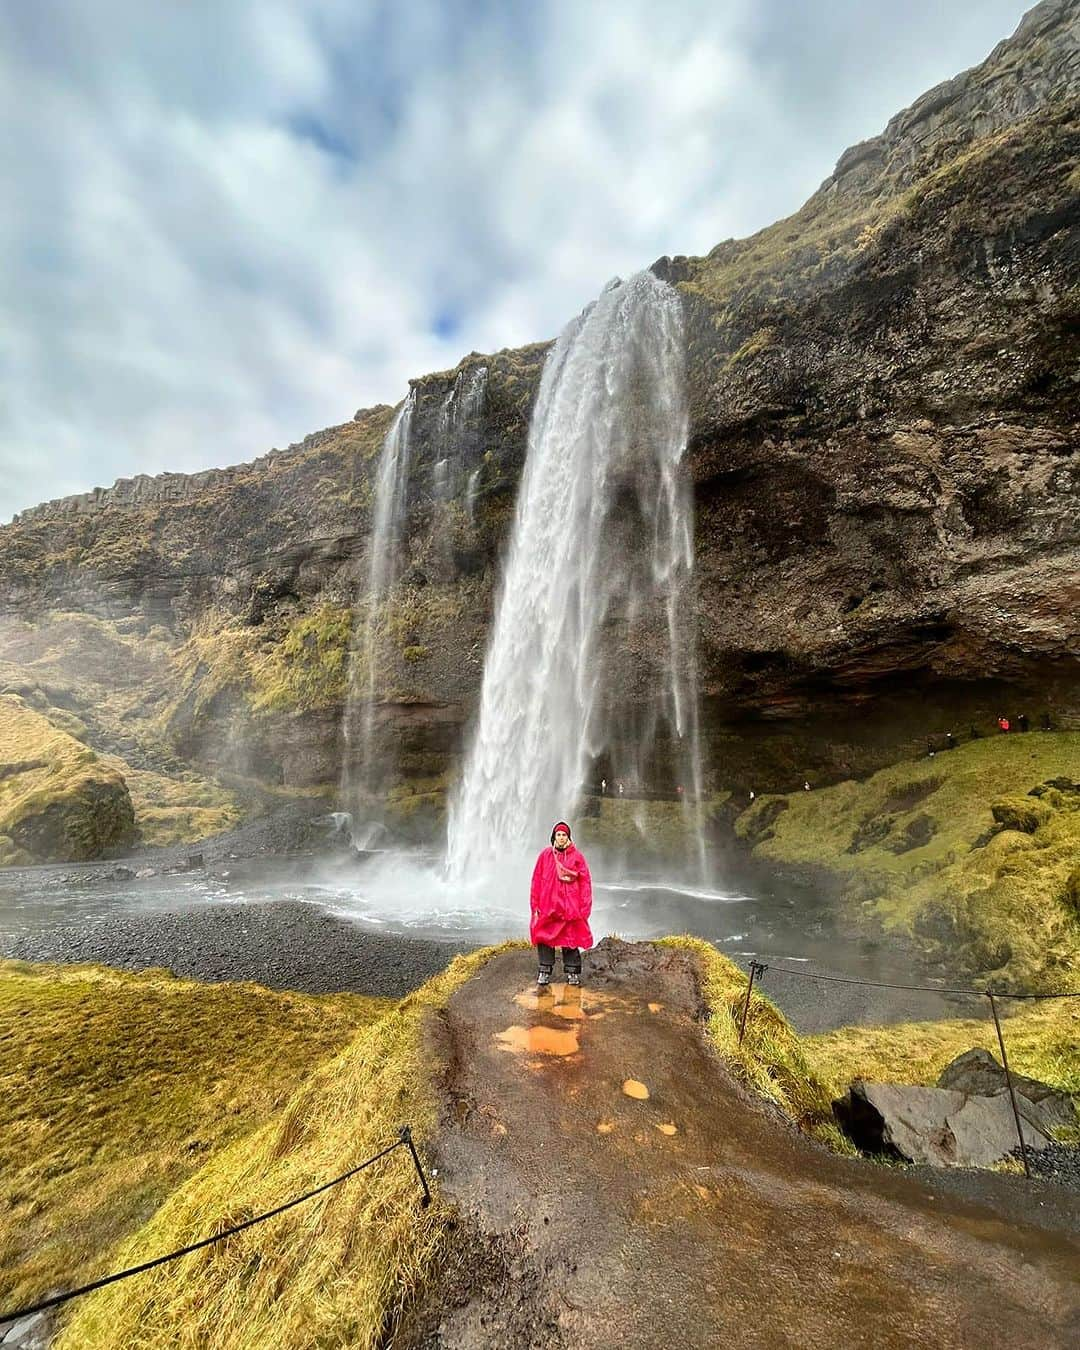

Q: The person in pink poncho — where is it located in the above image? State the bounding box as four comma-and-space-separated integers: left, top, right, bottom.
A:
530, 820, 593, 987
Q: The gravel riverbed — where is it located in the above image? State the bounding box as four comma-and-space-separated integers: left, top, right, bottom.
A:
0, 901, 474, 1000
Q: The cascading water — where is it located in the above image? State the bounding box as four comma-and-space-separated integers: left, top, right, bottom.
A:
341, 388, 416, 810
447, 270, 703, 883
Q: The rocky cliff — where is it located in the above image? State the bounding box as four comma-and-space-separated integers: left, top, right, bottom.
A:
0, 0, 1078, 856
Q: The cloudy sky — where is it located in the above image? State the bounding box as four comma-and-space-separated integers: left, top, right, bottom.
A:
0, 0, 1033, 521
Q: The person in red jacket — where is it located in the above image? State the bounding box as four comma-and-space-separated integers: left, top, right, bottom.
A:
530, 821, 593, 987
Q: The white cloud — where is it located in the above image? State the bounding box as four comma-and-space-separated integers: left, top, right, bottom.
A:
0, 0, 1034, 519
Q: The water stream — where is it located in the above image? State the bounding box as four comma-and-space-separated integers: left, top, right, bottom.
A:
340, 386, 416, 807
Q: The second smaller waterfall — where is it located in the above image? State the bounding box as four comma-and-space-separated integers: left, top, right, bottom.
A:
341, 388, 416, 807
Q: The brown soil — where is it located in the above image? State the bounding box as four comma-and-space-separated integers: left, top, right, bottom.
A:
402, 940, 1079, 1349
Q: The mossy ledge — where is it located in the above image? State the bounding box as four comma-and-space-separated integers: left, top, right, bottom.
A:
734, 732, 1080, 987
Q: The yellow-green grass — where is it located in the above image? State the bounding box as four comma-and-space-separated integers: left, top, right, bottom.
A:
804, 996, 1080, 1138
0, 696, 133, 864
736, 732, 1080, 985
58, 943, 524, 1350
0, 962, 390, 1313
121, 768, 244, 847
657, 936, 850, 1151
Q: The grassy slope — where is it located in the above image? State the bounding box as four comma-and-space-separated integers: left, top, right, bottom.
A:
804, 997, 1080, 1110
735, 732, 1080, 985
57, 945, 522, 1350
0, 962, 390, 1311
19, 937, 1075, 1346
658, 936, 851, 1152
0, 614, 246, 851
0, 695, 130, 864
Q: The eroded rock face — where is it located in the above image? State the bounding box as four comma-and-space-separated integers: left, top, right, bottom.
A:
0, 694, 137, 863
937, 1047, 1078, 1132
7, 767, 136, 863
0, 2, 1077, 800
835, 1078, 1053, 1167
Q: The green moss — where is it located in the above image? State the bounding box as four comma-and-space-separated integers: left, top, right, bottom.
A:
0, 696, 135, 862
728, 326, 778, 365
735, 733, 1080, 984
250, 604, 353, 713
402, 645, 430, 662
990, 795, 1052, 833
58, 944, 520, 1350
577, 795, 728, 858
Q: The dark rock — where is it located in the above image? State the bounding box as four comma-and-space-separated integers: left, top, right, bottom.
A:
835, 1079, 1052, 1167
937, 1047, 1078, 1132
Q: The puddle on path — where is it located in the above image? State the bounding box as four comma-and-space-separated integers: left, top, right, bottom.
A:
495, 1024, 580, 1057
655, 1122, 678, 1136
622, 1079, 650, 1100
648, 1002, 663, 1013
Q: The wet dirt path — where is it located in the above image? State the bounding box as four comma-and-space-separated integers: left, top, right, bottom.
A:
418, 941, 1079, 1349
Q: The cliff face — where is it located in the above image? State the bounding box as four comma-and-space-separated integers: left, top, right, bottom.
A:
1, 0, 1078, 820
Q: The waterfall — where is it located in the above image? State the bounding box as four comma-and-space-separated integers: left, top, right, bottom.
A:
341, 388, 416, 804
446, 271, 701, 881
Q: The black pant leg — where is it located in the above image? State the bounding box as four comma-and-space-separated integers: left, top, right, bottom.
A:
537, 943, 555, 970
561, 947, 581, 973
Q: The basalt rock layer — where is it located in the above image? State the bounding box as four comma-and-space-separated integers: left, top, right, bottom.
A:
0, 0, 1078, 815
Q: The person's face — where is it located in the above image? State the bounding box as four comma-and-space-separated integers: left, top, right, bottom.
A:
554, 830, 570, 849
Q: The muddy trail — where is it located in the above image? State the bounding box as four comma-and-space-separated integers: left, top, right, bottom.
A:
406, 940, 1079, 1349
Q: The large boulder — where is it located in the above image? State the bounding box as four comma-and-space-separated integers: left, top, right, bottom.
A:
835, 1080, 1052, 1167
937, 1047, 1078, 1133
0, 695, 136, 863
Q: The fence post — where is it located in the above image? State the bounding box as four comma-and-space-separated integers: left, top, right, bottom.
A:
986, 990, 1031, 1179
399, 1125, 432, 1206
739, 961, 765, 1045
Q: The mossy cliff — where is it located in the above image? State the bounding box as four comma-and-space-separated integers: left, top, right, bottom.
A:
0, 617, 244, 859
0, 696, 134, 864
0, 2, 1076, 833
736, 730, 1080, 985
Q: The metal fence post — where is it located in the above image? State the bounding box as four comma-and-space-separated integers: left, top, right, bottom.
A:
739, 961, 766, 1045
399, 1125, 432, 1206
986, 990, 1031, 1179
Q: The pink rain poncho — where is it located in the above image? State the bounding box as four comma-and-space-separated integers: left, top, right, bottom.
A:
529, 843, 593, 950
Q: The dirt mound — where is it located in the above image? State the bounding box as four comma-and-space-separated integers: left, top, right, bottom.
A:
406, 939, 1079, 1348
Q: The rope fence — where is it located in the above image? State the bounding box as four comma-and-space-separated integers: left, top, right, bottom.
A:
0, 1125, 431, 1327
737, 958, 1079, 1178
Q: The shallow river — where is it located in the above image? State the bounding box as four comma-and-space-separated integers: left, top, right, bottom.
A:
0, 849, 967, 1029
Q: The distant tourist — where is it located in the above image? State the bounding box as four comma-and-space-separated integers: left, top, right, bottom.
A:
1017, 713, 1029, 733
803, 780, 811, 792
1041, 711, 1052, 731
601, 777, 607, 795
618, 781, 624, 796
927, 739, 936, 758
676, 784, 684, 796
749, 789, 755, 802
997, 715, 1010, 733
945, 731, 956, 751
530, 821, 592, 989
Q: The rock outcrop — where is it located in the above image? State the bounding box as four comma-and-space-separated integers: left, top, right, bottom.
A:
0, 1, 1077, 806
0, 696, 135, 863
835, 1078, 1053, 1167
937, 1046, 1078, 1131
